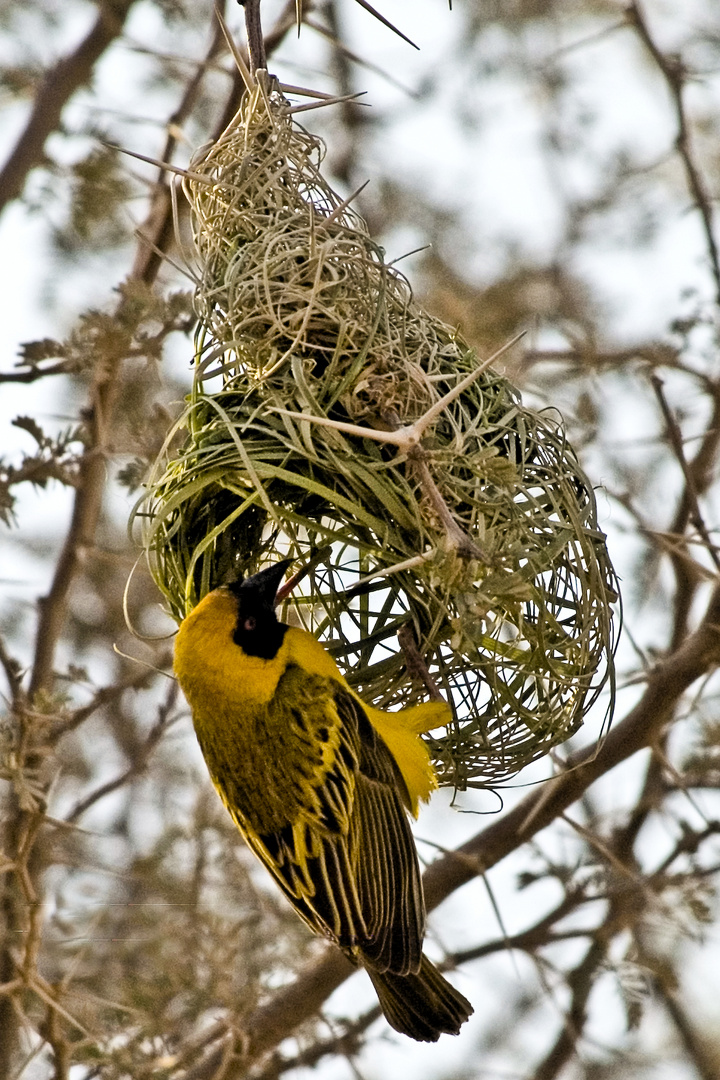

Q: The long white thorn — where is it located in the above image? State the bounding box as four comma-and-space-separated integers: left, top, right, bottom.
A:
102, 142, 213, 186
214, 3, 254, 90
271, 408, 407, 446
272, 331, 526, 455
278, 82, 337, 99
350, 550, 437, 589
405, 330, 526, 443
325, 179, 370, 225
273, 332, 526, 460
286, 91, 368, 114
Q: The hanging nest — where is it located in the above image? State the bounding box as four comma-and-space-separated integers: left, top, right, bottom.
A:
137, 74, 618, 789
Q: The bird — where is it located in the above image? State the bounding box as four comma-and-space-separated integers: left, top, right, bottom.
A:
173, 559, 473, 1041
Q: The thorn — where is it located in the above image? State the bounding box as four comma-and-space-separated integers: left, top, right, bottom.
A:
286, 91, 369, 114
101, 141, 213, 186
304, 17, 419, 98
347, 550, 438, 592
271, 408, 406, 446
215, 3, 254, 90
325, 179, 370, 225
404, 331, 526, 444
353, 0, 419, 50
278, 82, 337, 99
270, 332, 525, 459
274, 332, 525, 458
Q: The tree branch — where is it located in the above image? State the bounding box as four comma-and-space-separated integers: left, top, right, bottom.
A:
240, 0, 267, 72
532, 937, 607, 1080
0, 0, 137, 215
65, 680, 179, 823
626, 1, 720, 307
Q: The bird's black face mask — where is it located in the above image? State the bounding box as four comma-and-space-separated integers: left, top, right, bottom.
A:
228, 560, 293, 660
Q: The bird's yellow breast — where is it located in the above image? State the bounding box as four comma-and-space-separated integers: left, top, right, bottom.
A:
173, 586, 446, 816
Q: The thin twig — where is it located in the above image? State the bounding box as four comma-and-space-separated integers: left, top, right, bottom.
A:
653, 977, 720, 1080
666, 383, 720, 647
0, 0, 137, 213
397, 624, 444, 701
626, 2, 720, 306
130, 11, 229, 282
52, 662, 170, 738
650, 374, 720, 572
65, 681, 179, 823
0, 633, 25, 705
532, 936, 608, 1080
0, 361, 75, 385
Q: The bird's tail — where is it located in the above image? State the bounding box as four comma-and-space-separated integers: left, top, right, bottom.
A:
367, 955, 473, 1042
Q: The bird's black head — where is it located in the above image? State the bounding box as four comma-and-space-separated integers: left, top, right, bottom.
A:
227, 560, 293, 659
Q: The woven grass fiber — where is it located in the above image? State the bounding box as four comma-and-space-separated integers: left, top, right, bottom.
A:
137, 73, 618, 789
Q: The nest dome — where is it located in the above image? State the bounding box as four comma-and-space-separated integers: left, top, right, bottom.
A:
139, 75, 618, 788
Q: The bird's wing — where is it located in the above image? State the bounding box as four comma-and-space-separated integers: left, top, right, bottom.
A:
342, 687, 425, 975
241, 667, 425, 974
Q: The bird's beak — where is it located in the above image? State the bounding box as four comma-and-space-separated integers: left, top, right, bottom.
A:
238, 559, 294, 607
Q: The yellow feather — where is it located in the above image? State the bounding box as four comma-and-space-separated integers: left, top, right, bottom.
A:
281, 626, 446, 815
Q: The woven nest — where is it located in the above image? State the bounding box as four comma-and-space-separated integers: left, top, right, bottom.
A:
138, 74, 618, 789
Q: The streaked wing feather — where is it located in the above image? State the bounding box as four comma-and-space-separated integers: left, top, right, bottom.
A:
336, 689, 425, 974
240, 669, 425, 973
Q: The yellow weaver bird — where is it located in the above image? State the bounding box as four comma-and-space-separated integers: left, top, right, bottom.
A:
174, 560, 473, 1041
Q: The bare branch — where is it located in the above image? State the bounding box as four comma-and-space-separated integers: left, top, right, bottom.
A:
653, 973, 720, 1080
239, 0, 268, 72
52, 660, 171, 738
533, 937, 608, 1080
65, 680, 179, 823
424, 581, 720, 909
651, 374, 720, 573
0, 0, 137, 215
0, 362, 76, 385
626, 2, 720, 307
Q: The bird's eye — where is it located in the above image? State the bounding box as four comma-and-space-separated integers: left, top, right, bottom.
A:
243, 616, 257, 632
